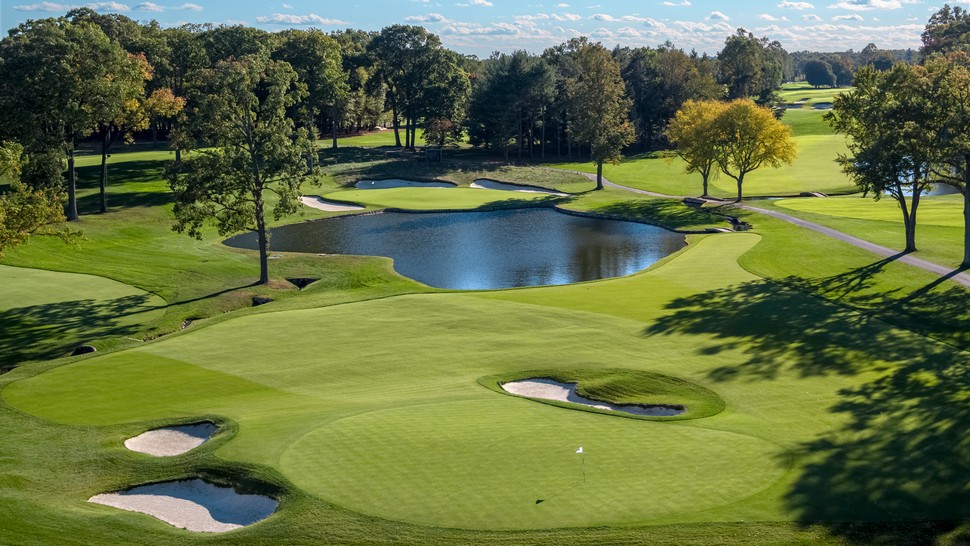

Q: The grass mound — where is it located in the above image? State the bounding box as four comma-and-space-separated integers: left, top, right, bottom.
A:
480, 368, 725, 421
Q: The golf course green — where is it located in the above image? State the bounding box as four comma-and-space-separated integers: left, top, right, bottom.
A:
1, 128, 968, 544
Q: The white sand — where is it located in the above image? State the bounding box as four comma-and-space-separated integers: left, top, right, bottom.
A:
355, 179, 455, 189
470, 179, 568, 196
502, 378, 685, 417
299, 195, 364, 212
124, 423, 217, 457
90, 479, 277, 533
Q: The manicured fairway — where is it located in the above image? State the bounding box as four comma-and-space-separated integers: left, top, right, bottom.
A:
5, 232, 965, 537
778, 82, 850, 109
767, 194, 966, 267
0, 265, 165, 365
551, 111, 855, 198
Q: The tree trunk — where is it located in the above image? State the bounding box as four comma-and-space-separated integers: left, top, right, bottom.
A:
906, 185, 921, 253
331, 115, 338, 149
100, 128, 109, 214
392, 103, 401, 147
151, 121, 158, 148
255, 195, 269, 285
702, 171, 709, 198
541, 110, 546, 161
66, 144, 78, 222
961, 158, 970, 268
596, 160, 604, 190
735, 174, 744, 203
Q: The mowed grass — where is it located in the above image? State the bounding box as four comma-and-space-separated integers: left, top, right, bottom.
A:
5, 232, 968, 540
551, 110, 855, 198
778, 82, 851, 109
0, 265, 165, 367
764, 194, 966, 268
2, 136, 970, 544
332, 128, 426, 148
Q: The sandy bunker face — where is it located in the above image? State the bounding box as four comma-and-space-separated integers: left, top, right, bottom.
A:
299, 195, 364, 212
89, 479, 277, 533
502, 378, 685, 417
125, 423, 217, 457
470, 179, 567, 196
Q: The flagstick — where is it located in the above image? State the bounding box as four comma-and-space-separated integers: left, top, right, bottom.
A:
581, 452, 586, 484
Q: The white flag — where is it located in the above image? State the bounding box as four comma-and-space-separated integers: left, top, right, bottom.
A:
576, 447, 583, 454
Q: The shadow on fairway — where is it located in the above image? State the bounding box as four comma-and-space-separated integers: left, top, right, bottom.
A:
0, 294, 156, 372
644, 259, 970, 543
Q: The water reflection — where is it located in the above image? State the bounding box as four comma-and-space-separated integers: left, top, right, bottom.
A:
225, 208, 686, 290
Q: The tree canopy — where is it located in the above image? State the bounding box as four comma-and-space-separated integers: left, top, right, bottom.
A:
566, 43, 635, 190
828, 64, 935, 252
167, 54, 314, 285
714, 99, 796, 202
666, 100, 727, 198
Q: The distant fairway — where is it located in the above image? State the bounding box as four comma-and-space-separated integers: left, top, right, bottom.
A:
551, 109, 855, 198
768, 194, 966, 267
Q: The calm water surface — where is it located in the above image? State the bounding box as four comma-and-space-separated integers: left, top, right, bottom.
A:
225, 208, 686, 290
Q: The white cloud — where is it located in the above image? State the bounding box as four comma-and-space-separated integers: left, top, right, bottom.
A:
706, 11, 730, 21
13, 1, 67, 10
556, 3, 570, 6
758, 13, 790, 21
516, 12, 582, 21
86, 2, 131, 10
827, 0, 917, 11
470, 0, 493, 5
178, 2, 203, 10
662, 0, 691, 5
405, 12, 447, 22
833, 13, 864, 20
802, 13, 823, 20
282, 2, 292, 8
136, 2, 164, 11
255, 13, 349, 25
778, 0, 814, 8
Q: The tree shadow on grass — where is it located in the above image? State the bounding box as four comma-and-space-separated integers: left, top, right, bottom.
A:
589, 200, 729, 231
0, 294, 157, 372
644, 259, 970, 543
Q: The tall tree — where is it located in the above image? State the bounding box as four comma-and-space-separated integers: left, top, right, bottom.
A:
274, 29, 348, 152
0, 18, 150, 221
0, 142, 75, 255
718, 29, 789, 109
804, 59, 836, 88
420, 49, 471, 149
925, 53, 970, 267
167, 55, 313, 285
666, 100, 728, 198
921, 4, 970, 58
143, 87, 186, 147
715, 99, 796, 202
368, 25, 442, 148
94, 53, 152, 214
828, 64, 935, 252
620, 44, 722, 149
566, 43, 635, 190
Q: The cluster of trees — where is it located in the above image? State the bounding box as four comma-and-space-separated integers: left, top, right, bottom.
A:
466, 30, 790, 166
830, 4, 970, 267
667, 99, 795, 201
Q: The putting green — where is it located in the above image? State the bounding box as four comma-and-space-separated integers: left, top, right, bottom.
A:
281, 398, 785, 530
0, 264, 165, 320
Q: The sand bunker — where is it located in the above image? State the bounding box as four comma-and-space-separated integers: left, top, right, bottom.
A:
502, 378, 685, 417
299, 195, 364, 212
90, 479, 277, 533
125, 423, 217, 457
470, 179, 568, 196
355, 179, 456, 189
813, 102, 833, 110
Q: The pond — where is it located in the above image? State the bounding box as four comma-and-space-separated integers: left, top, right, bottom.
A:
225, 208, 686, 290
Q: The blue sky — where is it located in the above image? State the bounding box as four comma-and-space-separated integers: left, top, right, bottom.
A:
4, 1, 968, 55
